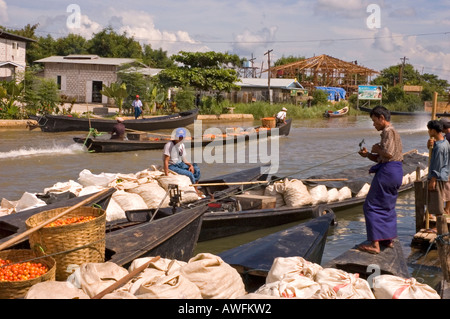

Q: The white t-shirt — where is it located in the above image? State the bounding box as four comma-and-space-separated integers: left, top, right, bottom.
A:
163, 141, 186, 165
276, 111, 286, 121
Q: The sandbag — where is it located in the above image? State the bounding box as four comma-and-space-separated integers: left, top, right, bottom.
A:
309, 185, 329, 205
309, 284, 338, 299
112, 190, 148, 211
136, 272, 203, 299
77, 262, 129, 298
255, 276, 321, 299
127, 182, 170, 209
78, 169, 117, 187
327, 188, 340, 203
105, 198, 126, 222
25, 281, 89, 299
180, 253, 246, 299
15, 192, 47, 212
315, 268, 375, 299
78, 185, 106, 197
101, 291, 137, 299
266, 257, 323, 283
338, 187, 352, 201
44, 180, 83, 196
157, 175, 199, 203
372, 275, 441, 299
356, 183, 371, 198
264, 182, 285, 207
283, 179, 312, 207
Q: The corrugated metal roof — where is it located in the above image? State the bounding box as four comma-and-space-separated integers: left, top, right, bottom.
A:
34, 55, 136, 66
236, 78, 304, 89
0, 29, 36, 42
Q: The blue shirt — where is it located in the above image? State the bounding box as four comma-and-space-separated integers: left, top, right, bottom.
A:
428, 139, 450, 181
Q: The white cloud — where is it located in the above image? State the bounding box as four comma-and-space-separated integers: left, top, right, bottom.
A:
0, 0, 8, 24
232, 26, 278, 56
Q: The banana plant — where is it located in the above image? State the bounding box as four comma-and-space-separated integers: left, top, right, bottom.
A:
145, 83, 167, 113
100, 82, 128, 114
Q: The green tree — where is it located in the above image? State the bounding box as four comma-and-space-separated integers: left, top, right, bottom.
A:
86, 27, 142, 58
142, 44, 174, 68
157, 51, 241, 101
100, 82, 128, 115
54, 34, 87, 56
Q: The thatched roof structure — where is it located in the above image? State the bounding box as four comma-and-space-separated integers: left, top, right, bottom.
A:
266, 54, 379, 94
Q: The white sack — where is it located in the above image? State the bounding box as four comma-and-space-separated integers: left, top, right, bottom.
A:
372, 275, 441, 299
44, 180, 83, 196
105, 198, 126, 222
338, 187, 352, 201
267, 257, 323, 283
111, 190, 148, 211
255, 276, 321, 299
283, 179, 313, 207
136, 272, 203, 299
356, 183, 371, 198
157, 175, 199, 203
315, 268, 375, 299
25, 281, 89, 299
309, 185, 329, 205
180, 253, 246, 299
15, 192, 47, 212
327, 188, 340, 203
264, 183, 285, 207
78, 169, 117, 187
127, 182, 170, 209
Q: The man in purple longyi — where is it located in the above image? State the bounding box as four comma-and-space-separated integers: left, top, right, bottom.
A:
358, 105, 404, 254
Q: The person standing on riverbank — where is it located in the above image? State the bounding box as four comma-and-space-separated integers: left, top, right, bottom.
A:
357, 105, 403, 254
426, 120, 450, 216
132, 95, 143, 119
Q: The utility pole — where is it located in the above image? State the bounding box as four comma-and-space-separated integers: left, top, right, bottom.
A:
250, 53, 256, 78
399, 56, 408, 85
265, 49, 273, 104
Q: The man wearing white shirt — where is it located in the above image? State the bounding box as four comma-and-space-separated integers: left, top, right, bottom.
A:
132, 95, 143, 119
275, 107, 287, 126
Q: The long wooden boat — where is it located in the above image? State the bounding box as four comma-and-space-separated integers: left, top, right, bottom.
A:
0, 189, 207, 268
218, 210, 336, 291
29, 109, 199, 132
358, 106, 450, 117
125, 151, 428, 242
105, 205, 207, 267
323, 106, 349, 118
0, 188, 115, 248
324, 238, 410, 280
73, 119, 292, 153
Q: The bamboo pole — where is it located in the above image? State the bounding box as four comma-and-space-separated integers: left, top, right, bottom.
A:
92, 256, 161, 299
0, 188, 112, 251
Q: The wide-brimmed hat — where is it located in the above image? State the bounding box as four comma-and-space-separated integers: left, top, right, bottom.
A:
116, 117, 124, 122
282, 107, 287, 111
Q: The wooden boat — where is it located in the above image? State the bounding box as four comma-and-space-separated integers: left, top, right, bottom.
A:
0, 189, 207, 268
323, 106, 349, 118
29, 109, 198, 132
218, 209, 336, 291
73, 119, 292, 153
105, 205, 207, 267
324, 238, 410, 280
125, 150, 429, 242
0, 188, 115, 248
358, 106, 450, 117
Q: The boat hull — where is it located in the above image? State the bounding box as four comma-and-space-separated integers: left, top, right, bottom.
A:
30, 109, 199, 132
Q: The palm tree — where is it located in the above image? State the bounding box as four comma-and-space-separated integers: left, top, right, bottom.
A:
100, 82, 128, 114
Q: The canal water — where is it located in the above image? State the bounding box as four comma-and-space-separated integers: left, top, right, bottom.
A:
0, 113, 442, 287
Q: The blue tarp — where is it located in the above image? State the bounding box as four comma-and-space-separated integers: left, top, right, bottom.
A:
316, 86, 346, 101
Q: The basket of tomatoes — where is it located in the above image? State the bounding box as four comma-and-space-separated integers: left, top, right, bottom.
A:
25, 206, 106, 281
0, 249, 56, 299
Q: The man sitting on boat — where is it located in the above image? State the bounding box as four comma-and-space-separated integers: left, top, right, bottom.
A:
163, 127, 203, 197
110, 117, 126, 140
275, 107, 287, 126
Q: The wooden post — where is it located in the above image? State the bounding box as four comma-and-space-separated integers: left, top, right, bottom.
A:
435, 215, 450, 281
415, 167, 426, 232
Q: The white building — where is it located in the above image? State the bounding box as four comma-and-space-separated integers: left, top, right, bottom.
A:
0, 29, 35, 81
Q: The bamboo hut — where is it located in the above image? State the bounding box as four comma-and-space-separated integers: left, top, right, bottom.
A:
266, 54, 379, 97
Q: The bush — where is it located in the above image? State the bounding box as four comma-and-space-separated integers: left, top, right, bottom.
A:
312, 89, 329, 105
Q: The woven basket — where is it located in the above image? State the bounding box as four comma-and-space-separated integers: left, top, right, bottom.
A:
0, 249, 56, 299
26, 206, 106, 281
262, 117, 276, 128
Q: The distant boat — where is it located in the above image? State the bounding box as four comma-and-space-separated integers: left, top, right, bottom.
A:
73, 119, 292, 153
324, 106, 349, 118
29, 109, 199, 132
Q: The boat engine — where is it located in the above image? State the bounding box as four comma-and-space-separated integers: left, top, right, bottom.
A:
168, 184, 182, 213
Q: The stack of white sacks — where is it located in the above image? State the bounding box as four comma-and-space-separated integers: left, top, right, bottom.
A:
0, 166, 429, 219
24, 254, 441, 299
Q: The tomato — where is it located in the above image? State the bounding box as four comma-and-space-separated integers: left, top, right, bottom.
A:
45, 215, 96, 227
0, 258, 49, 282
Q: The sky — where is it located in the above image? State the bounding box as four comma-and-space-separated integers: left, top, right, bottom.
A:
2, 0, 450, 82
